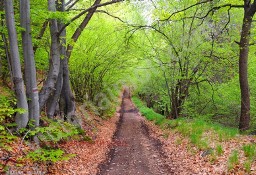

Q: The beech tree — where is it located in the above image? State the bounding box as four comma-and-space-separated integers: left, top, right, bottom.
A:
2, 0, 124, 129
4, 0, 29, 129
238, 0, 256, 130
20, 0, 40, 127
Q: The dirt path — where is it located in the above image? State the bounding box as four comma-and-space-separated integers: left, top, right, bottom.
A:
97, 90, 173, 175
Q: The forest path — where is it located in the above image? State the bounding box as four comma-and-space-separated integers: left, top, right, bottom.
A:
97, 89, 174, 175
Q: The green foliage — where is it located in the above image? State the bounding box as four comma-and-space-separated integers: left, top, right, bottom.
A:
27, 148, 75, 163
0, 95, 24, 150
133, 96, 239, 150
242, 144, 255, 173
244, 160, 253, 173
0, 95, 25, 121
68, 15, 134, 116
24, 118, 80, 164
216, 145, 224, 156
28, 118, 80, 144
242, 144, 256, 160
132, 96, 166, 125
228, 150, 239, 171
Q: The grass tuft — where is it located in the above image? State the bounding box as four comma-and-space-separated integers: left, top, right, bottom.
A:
243, 144, 256, 159
216, 145, 224, 156
228, 150, 239, 171
132, 96, 239, 150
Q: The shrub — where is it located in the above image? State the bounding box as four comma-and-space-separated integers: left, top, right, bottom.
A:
132, 97, 165, 125
27, 148, 75, 163
28, 117, 81, 145
133, 96, 239, 151
0, 95, 25, 150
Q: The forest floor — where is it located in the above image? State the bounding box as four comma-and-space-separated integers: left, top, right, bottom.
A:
95, 92, 256, 175
3, 90, 256, 174
97, 92, 173, 175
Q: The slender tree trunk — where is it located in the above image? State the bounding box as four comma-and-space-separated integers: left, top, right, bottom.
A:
20, 0, 40, 127
39, 0, 60, 110
171, 85, 179, 119
33, 20, 49, 53
59, 0, 75, 121
1, 33, 12, 87
66, 0, 101, 60
1, 3, 13, 89
238, 14, 252, 131
4, 0, 29, 129
162, 69, 172, 118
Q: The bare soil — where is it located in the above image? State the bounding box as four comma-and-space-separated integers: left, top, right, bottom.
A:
97, 90, 174, 175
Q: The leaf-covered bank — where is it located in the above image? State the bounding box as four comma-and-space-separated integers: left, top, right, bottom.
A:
133, 96, 256, 174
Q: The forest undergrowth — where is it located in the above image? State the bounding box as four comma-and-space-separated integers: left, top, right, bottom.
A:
132, 96, 256, 174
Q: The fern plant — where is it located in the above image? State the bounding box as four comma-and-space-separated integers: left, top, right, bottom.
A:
0, 95, 25, 150
27, 148, 75, 163
27, 117, 81, 145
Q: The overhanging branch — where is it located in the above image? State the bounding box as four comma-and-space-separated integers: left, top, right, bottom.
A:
58, 0, 124, 35
161, 2, 243, 22
160, 0, 213, 21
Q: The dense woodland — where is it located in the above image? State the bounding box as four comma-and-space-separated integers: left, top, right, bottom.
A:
1, 0, 256, 173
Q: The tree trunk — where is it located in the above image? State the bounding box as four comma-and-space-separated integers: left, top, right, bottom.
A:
39, 0, 60, 111
238, 14, 252, 131
66, 0, 101, 60
47, 0, 76, 121
171, 85, 179, 119
46, 59, 63, 118
20, 0, 40, 127
46, 11, 65, 119
59, 0, 76, 122
1, 3, 13, 89
61, 57, 76, 122
170, 79, 190, 119
4, 0, 29, 129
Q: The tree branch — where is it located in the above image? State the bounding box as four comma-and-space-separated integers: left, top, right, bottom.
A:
197, 4, 243, 20
95, 10, 126, 23
160, 0, 213, 21
58, 0, 123, 35
33, 20, 49, 53
161, 2, 243, 22
67, 0, 80, 11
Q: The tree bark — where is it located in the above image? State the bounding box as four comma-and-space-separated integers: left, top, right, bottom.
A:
39, 0, 61, 111
238, 1, 256, 131
238, 13, 252, 131
46, 59, 63, 118
20, 0, 40, 127
61, 56, 76, 121
170, 79, 191, 119
4, 0, 29, 129
47, 0, 76, 121
60, 0, 76, 120
171, 85, 179, 119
